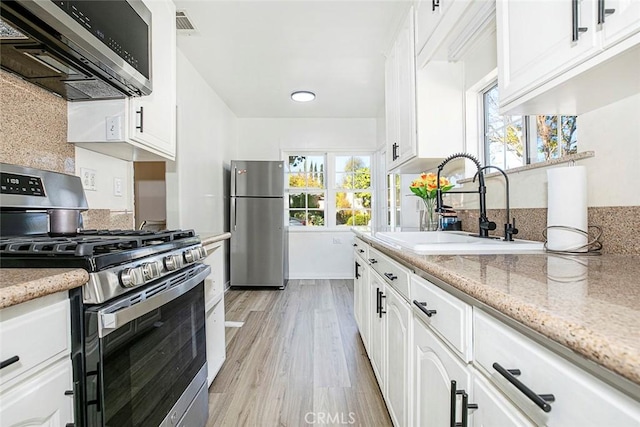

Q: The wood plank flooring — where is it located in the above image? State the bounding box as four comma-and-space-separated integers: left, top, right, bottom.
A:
206, 279, 392, 427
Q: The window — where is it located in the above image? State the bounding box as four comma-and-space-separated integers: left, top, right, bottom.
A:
482, 83, 577, 170
285, 153, 372, 228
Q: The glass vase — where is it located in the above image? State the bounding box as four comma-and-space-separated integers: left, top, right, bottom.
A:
419, 198, 438, 231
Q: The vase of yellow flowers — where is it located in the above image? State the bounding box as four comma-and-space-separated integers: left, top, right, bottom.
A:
410, 172, 454, 231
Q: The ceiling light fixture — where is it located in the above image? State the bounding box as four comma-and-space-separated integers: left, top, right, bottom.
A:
291, 91, 315, 102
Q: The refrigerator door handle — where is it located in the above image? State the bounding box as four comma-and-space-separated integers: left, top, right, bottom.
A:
231, 197, 237, 231
233, 165, 237, 196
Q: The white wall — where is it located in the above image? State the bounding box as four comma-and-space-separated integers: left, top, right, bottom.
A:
74, 147, 133, 211
167, 50, 238, 233
167, 49, 238, 287
237, 117, 378, 279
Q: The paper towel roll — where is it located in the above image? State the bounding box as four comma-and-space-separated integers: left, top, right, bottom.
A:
547, 166, 588, 252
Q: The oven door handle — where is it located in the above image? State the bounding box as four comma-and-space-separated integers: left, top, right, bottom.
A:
98, 264, 211, 338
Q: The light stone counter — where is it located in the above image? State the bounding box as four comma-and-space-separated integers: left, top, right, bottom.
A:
0, 268, 89, 309
355, 231, 640, 390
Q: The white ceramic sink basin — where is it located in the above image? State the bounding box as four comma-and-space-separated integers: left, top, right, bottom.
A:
374, 231, 544, 254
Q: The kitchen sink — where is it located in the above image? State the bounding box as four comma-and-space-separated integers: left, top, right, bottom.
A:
374, 231, 544, 254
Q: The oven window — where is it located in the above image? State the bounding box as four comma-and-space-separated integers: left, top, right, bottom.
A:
101, 283, 205, 426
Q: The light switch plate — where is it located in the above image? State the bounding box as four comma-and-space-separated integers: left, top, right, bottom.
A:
80, 168, 97, 191
106, 115, 123, 140
113, 178, 123, 197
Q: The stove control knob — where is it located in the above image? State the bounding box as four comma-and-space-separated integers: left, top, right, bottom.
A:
198, 247, 208, 259
164, 254, 184, 271
142, 261, 162, 281
184, 249, 196, 263
121, 267, 144, 288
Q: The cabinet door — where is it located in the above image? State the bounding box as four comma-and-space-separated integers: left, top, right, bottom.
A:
354, 257, 370, 353
384, 285, 411, 427
413, 314, 472, 427
129, 0, 177, 157
600, 0, 640, 48
0, 359, 73, 427
385, 46, 399, 167
415, 0, 446, 58
472, 372, 535, 427
206, 298, 226, 387
497, 0, 599, 105
396, 8, 417, 166
369, 271, 386, 389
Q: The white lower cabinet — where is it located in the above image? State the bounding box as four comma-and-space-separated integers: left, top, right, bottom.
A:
474, 309, 640, 426
0, 358, 73, 427
0, 292, 73, 427
384, 285, 411, 427
412, 314, 472, 427
471, 372, 534, 427
354, 252, 371, 354
369, 270, 387, 389
206, 296, 226, 387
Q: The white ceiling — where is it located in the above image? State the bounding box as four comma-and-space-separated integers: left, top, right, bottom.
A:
173, 1, 409, 118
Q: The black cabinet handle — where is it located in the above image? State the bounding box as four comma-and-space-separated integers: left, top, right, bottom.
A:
572, 0, 589, 41
136, 106, 144, 132
392, 143, 399, 161
379, 292, 386, 317
359, 249, 365, 253
368, 258, 378, 264
493, 362, 555, 412
597, 0, 615, 24
64, 390, 74, 396
0, 355, 19, 370
413, 300, 437, 317
450, 380, 477, 427
376, 288, 381, 315
432, 0, 440, 12
355, 261, 361, 279
352, 243, 357, 247
384, 272, 398, 281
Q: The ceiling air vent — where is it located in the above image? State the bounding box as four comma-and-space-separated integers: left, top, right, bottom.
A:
176, 10, 196, 33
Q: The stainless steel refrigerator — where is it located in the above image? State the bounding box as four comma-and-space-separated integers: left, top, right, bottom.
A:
230, 160, 288, 289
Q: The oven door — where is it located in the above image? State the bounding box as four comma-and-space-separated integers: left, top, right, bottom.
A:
83, 263, 210, 427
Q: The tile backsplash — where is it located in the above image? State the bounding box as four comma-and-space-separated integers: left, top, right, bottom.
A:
0, 71, 74, 174
456, 206, 640, 255
1, 71, 132, 230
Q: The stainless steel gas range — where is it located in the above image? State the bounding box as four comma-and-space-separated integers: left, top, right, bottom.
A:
0, 164, 210, 427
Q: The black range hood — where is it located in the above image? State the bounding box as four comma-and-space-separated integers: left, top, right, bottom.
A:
0, 0, 152, 101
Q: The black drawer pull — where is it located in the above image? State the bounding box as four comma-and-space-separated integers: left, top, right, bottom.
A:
359, 249, 364, 253
493, 362, 554, 412
450, 380, 477, 427
64, 390, 74, 396
368, 258, 378, 264
384, 272, 398, 281
135, 106, 144, 132
355, 261, 361, 279
413, 300, 437, 317
352, 243, 357, 247
0, 355, 19, 369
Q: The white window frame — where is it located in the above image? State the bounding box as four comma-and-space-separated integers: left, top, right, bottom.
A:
283, 150, 374, 231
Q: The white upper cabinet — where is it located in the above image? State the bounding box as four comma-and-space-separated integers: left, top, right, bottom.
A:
497, 0, 640, 115
385, 7, 417, 171
68, 0, 177, 161
600, 0, 640, 48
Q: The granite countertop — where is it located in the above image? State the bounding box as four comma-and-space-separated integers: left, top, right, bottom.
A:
0, 268, 89, 309
355, 231, 640, 388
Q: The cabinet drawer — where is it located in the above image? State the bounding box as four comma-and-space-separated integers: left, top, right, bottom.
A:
411, 275, 472, 362
353, 237, 369, 260
369, 247, 411, 300
0, 293, 70, 387
474, 309, 640, 426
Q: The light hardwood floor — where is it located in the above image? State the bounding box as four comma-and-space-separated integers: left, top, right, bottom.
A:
206, 279, 393, 427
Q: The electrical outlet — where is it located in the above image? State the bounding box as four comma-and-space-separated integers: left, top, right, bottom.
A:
80, 168, 97, 191
113, 178, 123, 197
106, 115, 122, 140
333, 237, 342, 244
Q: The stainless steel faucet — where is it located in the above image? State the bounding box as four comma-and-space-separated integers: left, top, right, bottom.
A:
473, 165, 519, 241
436, 153, 496, 238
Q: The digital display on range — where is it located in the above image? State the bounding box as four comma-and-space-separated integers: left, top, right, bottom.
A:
0, 173, 46, 197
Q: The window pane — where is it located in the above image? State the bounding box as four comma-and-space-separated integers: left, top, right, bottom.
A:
336, 192, 352, 210
336, 209, 353, 226
354, 191, 371, 209
307, 210, 324, 226
561, 116, 577, 155
288, 172, 324, 188
536, 115, 559, 161
307, 193, 324, 209
337, 209, 371, 226
335, 172, 349, 189
288, 211, 306, 226
289, 193, 306, 208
